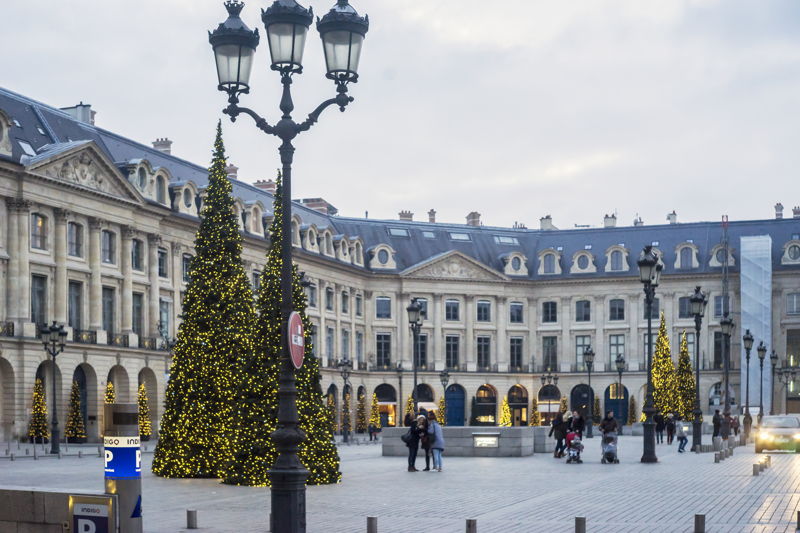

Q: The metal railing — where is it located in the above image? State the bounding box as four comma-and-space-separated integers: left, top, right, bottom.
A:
108, 334, 129, 347
0, 322, 14, 337
73, 329, 97, 344
139, 337, 158, 350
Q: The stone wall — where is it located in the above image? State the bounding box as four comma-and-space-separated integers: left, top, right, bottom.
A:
0, 488, 116, 533
381, 426, 535, 457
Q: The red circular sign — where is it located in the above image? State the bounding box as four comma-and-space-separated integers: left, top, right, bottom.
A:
288, 312, 305, 369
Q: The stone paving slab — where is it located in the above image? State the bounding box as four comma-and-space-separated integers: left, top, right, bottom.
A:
1, 437, 799, 532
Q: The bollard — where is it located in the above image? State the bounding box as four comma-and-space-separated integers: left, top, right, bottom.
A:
694, 514, 705, 533
575, 516, 586, 533
796, 510, 800, 531
25, 448, 29, 456
58, 451, 62, 459
753, 464, 760, 476
98, 445, 102, 457
714, 452, 720, 463
33, 447, 37, 460
366, 516, 377, 533
187, 510, 198, 529
759, 462, 766, 473
465, 518, 477, 533
78, 450, 82, 458
9, 453, 14, 461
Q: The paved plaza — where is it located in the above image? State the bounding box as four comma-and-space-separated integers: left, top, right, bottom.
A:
2, 437, 800, 532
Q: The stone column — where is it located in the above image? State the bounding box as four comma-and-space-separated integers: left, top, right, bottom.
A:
53, 209, 69, 324
629, 294, 640, 371
594, 295, 605, 371
120, 226, 134, 333
497, 297, 507, 371
17, 201, 31, 329
318, 281, 327, 363
465, 297, 475, 371
561, 296, 571, 372
147, 234, 161, 337
171, 242, 183, 331
363, 289, 372, 366
348, 287, 356, 364
4, 199, 21, 322
433, 294, 443, 369
88, 217, 103, 330
398, 292, 408, 368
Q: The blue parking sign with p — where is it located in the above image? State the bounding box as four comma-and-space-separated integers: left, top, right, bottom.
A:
69, 495, 114, 533
104, 436, 141, 479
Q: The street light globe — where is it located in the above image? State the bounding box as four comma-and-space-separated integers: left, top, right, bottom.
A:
689, 286, 707, 318
743, 329, 755, 351
757, 341, 767, 361
615, 354, 626, 374
316, 0, 369, 83
261, 0, 313, 73
720, 314, 735, 336
583, 347, 595, 366
209, 1, 260, 96
637, 246, 661, 285
406, 298, 421, 325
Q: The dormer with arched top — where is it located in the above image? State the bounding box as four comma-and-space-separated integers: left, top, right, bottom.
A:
302, 224, 320, 253
537, 248, 562, 275
0, 109, 12, 157
351, 238, 365, 267
674, 242, 699, 270
319, 227, 335, 257
781, 239, 800, 266
152, 167, 171, 206
501, 251, 528, 276
232, 198, 246, 231
368, 244, 397, 270
569, 250, 597, 274
245, 201, 265, 235
709, 244, 736, 268
335, 235, 351, 263
291, 215, 302, 247
604, 245, 629, 273
172, 181, 199, 216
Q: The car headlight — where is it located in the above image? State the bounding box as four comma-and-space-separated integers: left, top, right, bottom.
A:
759, 431, 773, 440
793, 433, 800, 440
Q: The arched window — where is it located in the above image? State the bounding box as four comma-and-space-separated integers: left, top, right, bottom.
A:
137, 168, 147, 190
156, 175, 166, 204
183, 188, 192, 208
543, 253, 555, 274
679, 247, 693, 269
610, 250, 623, 271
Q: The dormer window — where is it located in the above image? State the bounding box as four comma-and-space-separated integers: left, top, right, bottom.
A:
156, 175, 166, 204
512, 257, 521, 270
378, 249, 389, 264
610, 250, 623, 271
789, 244, 800, 261
138, 168, 147, 190
183, 189, 193, 208
577, 255, 589, 270
543, 254, 555, 274
680, 247, 693, 269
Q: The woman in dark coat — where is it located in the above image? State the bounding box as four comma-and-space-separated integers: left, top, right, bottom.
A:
569, 410, 585, 438
405, 415, 426, 472
549, 413, 567, 458
665, 414, 676, 445
654, 413, 666, 443
419, 416, 432, 471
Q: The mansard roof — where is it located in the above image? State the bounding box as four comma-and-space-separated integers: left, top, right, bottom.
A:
1, 85, 797, 281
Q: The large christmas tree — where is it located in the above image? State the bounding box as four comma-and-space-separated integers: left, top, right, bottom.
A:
104, 381, 115, 404
138, 383, 152, 441
356, 392, 367, 433
651, 313, 679, 417
499, 397, 511, 426
675, 331, 697, 420
65, 380, 86, 443
153, 123, 256, 479
341, 392, 352, 435
28, 378, 49, 443
529, 398, 542, 426
369, 393, 381, 428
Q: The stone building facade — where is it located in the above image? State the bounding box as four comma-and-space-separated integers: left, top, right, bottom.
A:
1, 86, 799, 442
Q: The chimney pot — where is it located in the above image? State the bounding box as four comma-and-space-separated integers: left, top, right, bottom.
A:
399, 210, 414, 222
633, 216, 644, 226
667, 210, 677, 224
540, 215, 556, 231
775, 202, 784, 219
428, 209, 436, 223
603, 214, 617, 228
254, 179, 277, 194
225, 164, 238, 180
466, 211, 481, 227
793, 206, 800, 219
152, 138, 173, 155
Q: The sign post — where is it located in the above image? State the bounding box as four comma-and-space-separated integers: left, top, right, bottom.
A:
69, 494, 117, 533
288, 311, 305, 369
103, 404, 142, 533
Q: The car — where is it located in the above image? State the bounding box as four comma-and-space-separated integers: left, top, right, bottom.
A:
754, 415, 800, 453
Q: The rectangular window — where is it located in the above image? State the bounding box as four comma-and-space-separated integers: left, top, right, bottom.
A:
787, 330, 800, 369
477, 336, 491, 370
509, 302, 524, 324
542, 301, 557, 323
31, 214, 47, 250
326, 327, 334, 360
341, 329, 350, 359
182, 255, 192, 283
356, 331, 364, 362
375, 296, 392, 319
67, 222, 83, 257
387, 227, 409, 237
157, 248, 168, 278
445, 335, 459, 369
355, 294, 363, 316
252, 272, 261, 291
449, 232, 471, 241
416, 298, 428, 320
414, 333, 428, 368
101, 230, 116, 264
609, 299, 625, 321
787, 293, 800, 315
376, 333, 391, 367
494, 235, 519, 245
477, 300, 491, 322
307, 285, 318, 308
445, 299, 460, 321
341, 292, 349, 314
102, 287, 115, 334
309, 326, 318, 357
510, 337, 523, 369
132, 293, 144, 335
713, 295, 729, 318
68, 281, 82, 330
326, 287, 334, 311
643, 298, 660, 320
542, 336, 558, 371
575, 335, 591, 369
678, 297, 692, 319
575, 300, 591, 322
31, 274, 47, 326
680, 332, 696, 360
158, 299, 170, 338
643, 333, 657, 361
422, 231, 436, 239
713, 331, 724, 370
131, 239, 144, 271
609, 334, 625, 367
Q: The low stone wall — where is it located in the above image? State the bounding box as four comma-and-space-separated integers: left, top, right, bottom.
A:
0, 487, 116, 533
382, 426, 535, 457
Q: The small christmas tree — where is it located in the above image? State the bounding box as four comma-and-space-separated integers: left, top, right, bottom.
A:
438, 396, 446, 426
65, 380, 87, 443
341, 392, 352, 435
356, 392, 367, 433
405, 394, 414, 418
593, 396, 601, 423
652, 313, 679, 417
529, 398, 542, 426
628, 396, 637, 425
676, 331, 697, 421
369, 393, 381, 429
138, 383, 152, 441
28, 378, 49, 443
559, 397, 568, 414
104, 381, 116, 404
499, 397, 512, 427
327, 394, 338, 433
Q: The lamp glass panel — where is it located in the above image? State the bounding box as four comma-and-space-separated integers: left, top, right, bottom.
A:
267, 23, 307, 67
323, 30, 363, 75
214, 44, 254, 86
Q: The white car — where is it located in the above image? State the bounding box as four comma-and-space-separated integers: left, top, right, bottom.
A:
755, 416, 800, 453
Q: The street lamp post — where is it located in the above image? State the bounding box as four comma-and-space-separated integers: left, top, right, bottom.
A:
395, 362, 403, 425
778, 365, 797, 415
719, 313, 735, 440
742, 329, 754, 440
638, 245, 663, 463
583, 346, 595, 438
769, 350, 779, 415
40, 322, 67, 454
615, 354, 625, 423
406, 298, 422, 413
209, 2, 369, 530
337, 358, 352, 443
689, 286, 707, 451
439, 369, 450, 423
757, 341, 767, 424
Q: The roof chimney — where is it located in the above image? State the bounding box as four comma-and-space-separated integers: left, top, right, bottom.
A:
466, 211, 481, 227
775, 203, 784, 219
254, 179, 277, 195
60, 102, 95, 125
667, 210, 677, 224
428, 209, 436, 223
540, 215, 556, 231
399, 210, 413, 221
225, 164, 238, 180
152, 138, 173, 155
603, 214, 617, 228
633, 216, 644, 226
793, 206, 800, 219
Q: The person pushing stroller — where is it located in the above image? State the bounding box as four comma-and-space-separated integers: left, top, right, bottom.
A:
565, 427, 584, 464
598, 410, 620, 464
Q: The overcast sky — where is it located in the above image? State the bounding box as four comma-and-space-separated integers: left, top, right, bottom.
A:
3, 1, 799, 229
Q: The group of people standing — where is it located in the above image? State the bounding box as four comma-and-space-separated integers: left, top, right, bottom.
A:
548, 410, 587, 457
653, 413, 689, 452
403, 411, 445, 472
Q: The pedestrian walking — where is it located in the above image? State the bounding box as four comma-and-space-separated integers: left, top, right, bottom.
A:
570, 410, 585, 438
654, 412, 665, 444
420, 415, 432, 471
427, 411, 445, 472
666, 414, 676, 445
549, 412, 567, 458
731, 416, 740, 436
676, 419, 688, 453
368, 423, 375, 441
712, 409, 722, 438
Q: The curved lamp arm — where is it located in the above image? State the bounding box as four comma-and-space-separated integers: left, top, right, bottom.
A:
223, 103, 276, 135
297, 92, 354, 133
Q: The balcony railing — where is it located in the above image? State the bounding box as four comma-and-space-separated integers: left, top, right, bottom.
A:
508, 364, 530, 373
357, 362, 367, 371
108, 334, 129, 348
73, 329, 97, 344
0, 322, 14, 337
139, 337, 159, 350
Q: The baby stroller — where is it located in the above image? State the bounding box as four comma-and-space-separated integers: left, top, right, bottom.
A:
565, 431, 583, 464
601, 432, 619, 464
